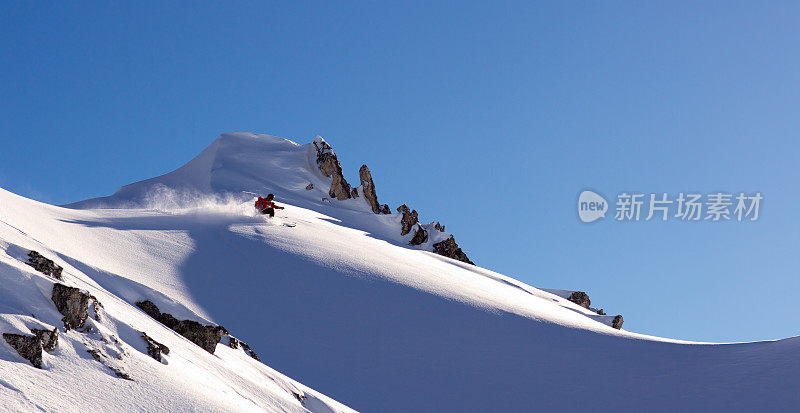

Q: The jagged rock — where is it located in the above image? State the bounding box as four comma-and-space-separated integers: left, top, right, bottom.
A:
3, 333, 43, 368
86, 294, 104, 322
305, 182, 314, 190
51, 283, 89, 330
313, 138, 351, 200
228, 336, 261, 361
596, 308, 606, 316
135, 300, 227, 354
433, 222, 445, 232
228, 336, 240, 349
612, 315, 624, 330
567, 291, 591, 309
176, 320, 228, 354
379, 204, 391, 214
359, 165, 383, 214
409, 225, 428, 246
32, 328, 58, 352
293, 391, 307, 403
351, 187, 359, 198
26, 251, 63, 280
87, 348, 133, 380
397, 204, 419, 236
240, 341, 260, 361
142, 332, 170, 362
432, 236, 474, 265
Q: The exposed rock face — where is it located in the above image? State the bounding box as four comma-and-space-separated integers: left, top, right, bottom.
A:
313, 138, 351, 201
228, 336, 261, 361
432, 236, 474, 265
26, 251, 63, 280
409, 225, 428, 246
397, 205, 419, 236
87, 348, 133, 380
305, 182, 314, 190
433, 222, 445, 232
596, 308, 606, 316
351, 187, 359, 198
135, 300, 227, 354
32, 328, 59, 352
359, 165, 383, 214
177, 320, 228, 354
3, 333, 44, 368
142, 332, 170, 362
612, 315, 624, 330
51, 283, 90, 330
567, 291, 591, 309
379, 204, 391, 214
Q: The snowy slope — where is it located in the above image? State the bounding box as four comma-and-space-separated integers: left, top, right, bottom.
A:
0, 188, 354, 412
3, 132, 798, 412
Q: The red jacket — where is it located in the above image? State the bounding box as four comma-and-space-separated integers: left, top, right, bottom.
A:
255, 197, 282, 210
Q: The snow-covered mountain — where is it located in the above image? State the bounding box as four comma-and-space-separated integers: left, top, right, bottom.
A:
2, 132, 798, 412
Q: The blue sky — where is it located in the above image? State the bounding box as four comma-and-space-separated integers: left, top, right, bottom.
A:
2, 2, 799, 342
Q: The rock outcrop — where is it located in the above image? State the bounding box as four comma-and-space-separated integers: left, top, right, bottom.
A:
612, 315, 624, 330
32, 327, 59, 352
313, 137, 352, 201
177, 321, 228, 354
359, 165, 383, 214
142, 332, 170, 362
51, 283, 90, 330
135, 300, 227, 354
567, 291, 591, 309
305, 182, 314, 190
397, 205, 419, 236
26, 250, 63, 280
3, 333, 45, 368
432, 236, 474, 265
433, 222, 445, 232
228, 336, 261, 361
409, 225, 428, 246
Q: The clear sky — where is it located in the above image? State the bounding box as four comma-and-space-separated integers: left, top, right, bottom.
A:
2, 2, 798, 342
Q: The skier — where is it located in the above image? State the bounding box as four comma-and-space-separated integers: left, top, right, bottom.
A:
255, 193, 284, 218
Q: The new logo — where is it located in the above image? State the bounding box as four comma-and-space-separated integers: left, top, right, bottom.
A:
578, 190, 608, 223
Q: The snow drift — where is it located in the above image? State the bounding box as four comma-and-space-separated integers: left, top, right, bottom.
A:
2, 132, 798, 412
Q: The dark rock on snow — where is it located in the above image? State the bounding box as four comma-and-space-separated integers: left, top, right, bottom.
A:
433, 222, 445, 232
351, 187, 359, 198
228, 336, 261, 361
397, 204, 419, 236
409, 225, 428, 246
87, 348, 133, 380
379, 204, 391, 214
3, 333, 44, 368
432, 236, 474, 265
313, 139, 352, 200
612, 315, 624, 330
293, 391, 308, 403
305, 182, 314, 190
32, 327, 59, 352
136, 300, 227, 354
142, 332, 170, 362
596, 308, 606, 316
567, 291, 591, 309
176, 320, 228, 354
359, 165, 383, 214
26, 251, 63, 280
51, 283, 90, 330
